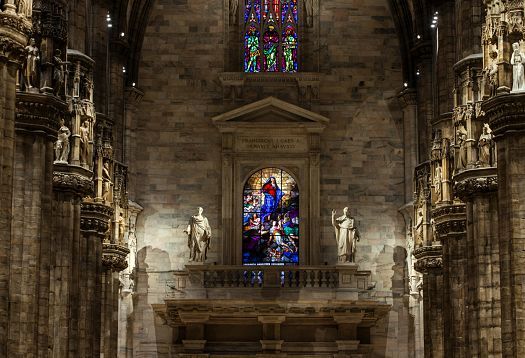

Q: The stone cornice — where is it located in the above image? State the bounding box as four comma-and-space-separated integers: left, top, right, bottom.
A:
15, 92, 68, 138
80, 202, 113, 236
53, 164, 93, 197
483, 93, 525, 137
102, 243, 130, 272
454, 168, 498, 200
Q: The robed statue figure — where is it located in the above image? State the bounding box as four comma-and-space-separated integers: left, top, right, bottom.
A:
332, 207, 360, 263
184, 207, 212, 262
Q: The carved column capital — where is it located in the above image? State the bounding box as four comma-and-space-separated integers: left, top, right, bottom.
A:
80, 202, 113, 237
454, 168, 498, 200
0, 12, 31, 63
414, 245, 443, 274
431, 204, 466, 240
483, 93, 525, 138
53, 164, 94, 197
124, 86, 144, 110
397, 88, 417, 107
102, 243, 130, 272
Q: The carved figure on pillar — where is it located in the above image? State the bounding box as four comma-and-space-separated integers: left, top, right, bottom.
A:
331, 207, 360, 263
433, 165, 442, 199
16, 0, 31, 17
79, 120, 91, 168
117, 212, 126, 245
52, 49, 65, 96
478, 123, 494, 166
455, 125, 468, 170
184, 207, 212, 262
414, 208, 424, 247
54, 118, 71, 164
23, 38, 39, 90
102, 161, 112, 203
486, 49, 498, 97
511, 42, 525, 92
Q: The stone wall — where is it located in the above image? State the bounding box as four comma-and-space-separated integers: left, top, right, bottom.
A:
130, 0, 411, 356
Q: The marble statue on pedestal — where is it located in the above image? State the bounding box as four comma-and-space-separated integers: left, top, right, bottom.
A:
102, 161, 112, 202
486, 48, 498, 97
511, 42, 525, 92
53, 49, 65, 96
79, 120, 90, 167
331, 207, 360, 263
478, 123, 494, 167
23, 38, 39, 90
54, 118, 70, 163
184, 207, 212, 262
117, 212, 126, 245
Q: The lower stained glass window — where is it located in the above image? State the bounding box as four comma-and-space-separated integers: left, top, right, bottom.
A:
243, 168, 299, 265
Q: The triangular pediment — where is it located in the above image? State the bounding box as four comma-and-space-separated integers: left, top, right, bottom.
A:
212, 97, 329, 125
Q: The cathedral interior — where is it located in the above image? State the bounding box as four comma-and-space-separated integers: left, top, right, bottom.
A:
0, 0, 524, 357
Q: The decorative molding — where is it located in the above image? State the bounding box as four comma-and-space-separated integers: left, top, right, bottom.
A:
432, 204, 467, 240
397, 88, 417, 107
483, 93, 525, 137
454, 168, 498, 200
414, 245, 443, 274
0, 13, 31, 64
80, 202, 113, 236
53, 164, 93, 197
15, 92, 67, 137
102, 243, 130, 272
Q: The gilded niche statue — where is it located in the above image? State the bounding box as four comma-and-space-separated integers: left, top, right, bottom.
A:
184, 207, 212, 263
331, 207, 360, 263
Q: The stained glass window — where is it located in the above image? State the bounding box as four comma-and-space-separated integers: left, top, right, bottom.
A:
243, 168, 299, 265
244, 0, 299, 73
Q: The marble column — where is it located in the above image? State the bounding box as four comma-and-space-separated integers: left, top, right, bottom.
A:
484, 93, 525, 357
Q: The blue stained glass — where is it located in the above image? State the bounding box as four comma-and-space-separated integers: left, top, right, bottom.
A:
242, 168, 299, 265
245, 26, 261, 72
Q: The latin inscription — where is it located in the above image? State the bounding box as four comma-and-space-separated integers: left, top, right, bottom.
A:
236, 136, 307, 152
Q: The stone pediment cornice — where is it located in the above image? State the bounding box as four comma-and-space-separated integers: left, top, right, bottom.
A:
212, 96, 329, 133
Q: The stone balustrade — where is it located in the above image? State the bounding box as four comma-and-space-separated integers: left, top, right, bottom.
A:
165, 264, 373, 299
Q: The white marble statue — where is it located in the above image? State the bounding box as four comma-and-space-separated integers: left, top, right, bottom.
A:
486, 49, 498, 97
117, 212, 126, 245
331, 207, 360, 263
54, 118, 70, 163
184, 207, 212, 262
79, 120, 90, 167
456, 125, 468, 170
24, 38, 39, 90
511, 42, 525, 92
478, 123, 494, 166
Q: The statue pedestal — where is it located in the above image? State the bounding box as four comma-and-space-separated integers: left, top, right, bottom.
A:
336, 263, 359, 289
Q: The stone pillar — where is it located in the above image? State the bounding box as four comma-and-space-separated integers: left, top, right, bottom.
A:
101, 241, 129, 358
258, 315, 286, 354
334, 314, 362, 356
77, 202, 113, 358
50, 165, 93, 358
414, 246, 443, 358
398, 88, 418, 204
0, 10, 30, 356
454, 169, 501, 356
8, 93, 64, 357
484, 93, 525, 357
432, 204, 467, 357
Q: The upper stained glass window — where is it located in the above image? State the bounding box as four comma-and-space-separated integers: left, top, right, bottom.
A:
243, 168, 299, 265
244, 0, 299, 73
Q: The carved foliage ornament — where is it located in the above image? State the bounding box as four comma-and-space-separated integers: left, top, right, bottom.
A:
454, 175, 498, 199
